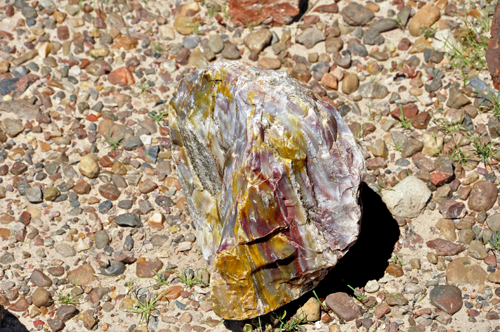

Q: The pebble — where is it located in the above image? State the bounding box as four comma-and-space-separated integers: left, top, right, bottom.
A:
79, 153, 100, 178
94, 230, 110, 249
408, 4, 441, 37
32, 287, 51, 307
244, 29, 272, 53
136, 257, 163, 278
341, 73, 359, 94
115, 213, 142, 227
468, 181, 498, 212
100, 260, 126, 276
325, 292, 362, 322
342, 2, 374, 26
30, 269, 52, 287
299, 297, 321, 322
446, 257, 487, 286
430, 285, 463, 315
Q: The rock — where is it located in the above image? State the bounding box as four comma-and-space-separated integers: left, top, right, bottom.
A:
81, 310, 98, 330
427, 238, 465, 256
136, 257, 163, 278
487, 214, 500, 232
409, 4, 441, 37
382, 176, 431, 218
221, 43, 241, 60
68, 264, 95, 286
487, 270, 500, 283
468, 181, 498, 212
342, 73, 359, 94
26, 187, 43, 203
56, 305, 77, 321
374, 303, 391, 319
208, 34, 224, 54
173, 16, 194, 35
430, 285, 462, 315
228, 0, 301, 27
438, 199, 466, 219
258, 57, 281, 70
114, 213, 142, 227
371, 139, 388, 159
342, 2, 374, 26
170, 61, 365, 320
9, 298, 29, 312
446, 84, 470, 109
436, 219, 457, 241
244, 30, 272, 53
446, 257, 487, 286
44, 187, 60, 201
297, 27, 325, 49
1, 119, 23, 137
47, 319, 64, 331
385, 293, 409, 306
159, 285, 184, 301
79, 154, 99, 178
486, 2, 500, 89
108, 67, 135, 86
0, 100, 40, 120
98, 184, 121, 200
100, 260, 126, 276
31, 269, 52, 287
32, 287, 51, 307
386, 263, 404, 277
358, 82, 389, 99
467, 240, 488, 260
325, 38, 344, 54
94, 230, 110, 249
401, 138, 423, 158
325, 292, 362, 321
55, 243, 76, 257
299, 298, 321, 322
188, 48, 209, 69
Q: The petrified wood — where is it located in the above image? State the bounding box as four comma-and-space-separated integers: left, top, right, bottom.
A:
170, 61, 365, 320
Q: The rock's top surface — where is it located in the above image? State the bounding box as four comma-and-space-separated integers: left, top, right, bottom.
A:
170, 61, 365, 320
228, 0, 302, 27
382, 176, 431, 218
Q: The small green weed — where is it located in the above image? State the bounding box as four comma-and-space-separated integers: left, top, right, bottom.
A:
472, 137, 496, 165
127, 279, 165, 323
420, 26, 437, 39
193, 21, 201, 35
151, 42, 164, 53
148, 107, 169, 124
136, 80, 151, 94
398, 105, 412, 129
55, 278, 83, 305
173, 269, 207, 288
445, 2, 492, 86
347, 284, 366, 302
390, 253, 404, 266
277, 311, 307, 332
103, 128, 123, 150
151, 270, 169, 287
312, 290, 327, 311
489, 231, 500, 252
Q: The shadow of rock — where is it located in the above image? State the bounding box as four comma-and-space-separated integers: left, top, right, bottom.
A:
1, 310, 30, 332
224, 182, 400, 331
314, 182, 401, 295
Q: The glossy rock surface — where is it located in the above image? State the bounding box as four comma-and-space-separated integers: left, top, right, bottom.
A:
170, 61, 365, 320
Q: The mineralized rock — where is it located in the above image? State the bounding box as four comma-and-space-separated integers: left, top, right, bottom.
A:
228, 0, 301, 27
170, 61, 365, 320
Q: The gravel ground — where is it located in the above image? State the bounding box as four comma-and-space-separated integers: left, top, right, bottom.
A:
0, 0, 499, 332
